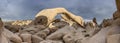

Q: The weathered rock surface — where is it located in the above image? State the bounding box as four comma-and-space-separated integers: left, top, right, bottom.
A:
81, 27, 110, 43
63, 33, 83, 43
0, 18, 22, 43
35, 28, 50, 39
40, 40, 63, 43
107, 34, 120, 43
100, 19, 113, 28
85, 18, 100, 37
31, 35, 44, 43
21, 25, 46, 34
3, 28, 22, 43
20, 33, 32, 43
46, 26, 76, 40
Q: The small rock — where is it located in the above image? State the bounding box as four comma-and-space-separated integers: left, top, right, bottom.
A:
20, 33, 32, 43
35, 28, 50, 39
31, 35, 44, 43
52, 21, 69, 28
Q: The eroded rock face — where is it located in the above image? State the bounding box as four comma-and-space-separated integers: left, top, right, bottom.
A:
46, 26, 76, 40
100, 19, 113, 28
21, 25, 46, 34
81, 21, 120, 43
0, 18, 9, 43
0, 34, 9, 43
113, 11, 120, 20
52, 21, 69, 28
107, 18, 120, 36
63, 32, 85, 43
35, 28, 50, 39
0, 18, 22, 43
113, 0, 120, 20
84, 18, 100, 37
107, 25, 120, 36
81, 27, 110, 43
32, 16, 48, 26
4, 25, 22, 33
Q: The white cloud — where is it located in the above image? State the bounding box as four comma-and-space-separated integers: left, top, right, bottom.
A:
2, 19, 15, 22
84, 19, 92, 22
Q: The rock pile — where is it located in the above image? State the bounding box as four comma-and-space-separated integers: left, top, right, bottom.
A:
12, 20, 32, 26
0, 0, 120, 43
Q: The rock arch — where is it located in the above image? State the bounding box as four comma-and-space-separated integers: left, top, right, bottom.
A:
33, 8, 84, 27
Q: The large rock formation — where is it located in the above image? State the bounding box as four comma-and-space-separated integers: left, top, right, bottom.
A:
0, 18, 22, 43
32, 8, 84, 27
0, 18, 9, 43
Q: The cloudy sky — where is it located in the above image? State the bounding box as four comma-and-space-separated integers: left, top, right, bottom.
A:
0, 0, 117, 23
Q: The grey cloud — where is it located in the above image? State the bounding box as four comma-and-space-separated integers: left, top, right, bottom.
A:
0, 0, 117, 23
